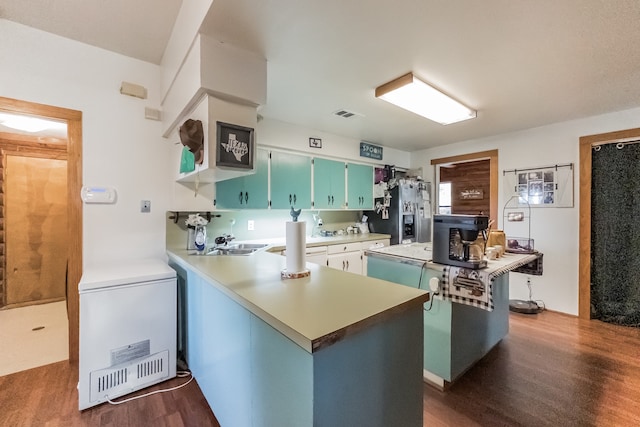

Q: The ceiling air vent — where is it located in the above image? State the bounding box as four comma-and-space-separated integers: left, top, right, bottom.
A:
333, 109, 363, 119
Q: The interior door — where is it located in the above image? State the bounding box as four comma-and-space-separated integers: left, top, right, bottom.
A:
431, 150, 498, 228
5, 155, 68, 306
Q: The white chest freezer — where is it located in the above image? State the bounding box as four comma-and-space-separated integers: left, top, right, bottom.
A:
78, 259, 177, 410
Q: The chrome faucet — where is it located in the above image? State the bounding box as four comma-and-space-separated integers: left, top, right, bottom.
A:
214, 234, 235, 246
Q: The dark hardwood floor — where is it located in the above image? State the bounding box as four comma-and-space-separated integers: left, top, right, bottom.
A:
0, 363, 220, 427
424, 311, 640, 426
1, 310, 639, 426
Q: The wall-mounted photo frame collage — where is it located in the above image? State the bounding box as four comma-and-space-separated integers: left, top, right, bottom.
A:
503, 163, 574, 208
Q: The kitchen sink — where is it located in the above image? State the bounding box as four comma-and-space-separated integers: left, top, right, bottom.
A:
194, 242, 269, 256
207, 248, 256, 255
230, 243, 270, 250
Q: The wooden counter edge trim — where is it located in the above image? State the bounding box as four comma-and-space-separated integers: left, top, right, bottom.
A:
311, 295, 429, 352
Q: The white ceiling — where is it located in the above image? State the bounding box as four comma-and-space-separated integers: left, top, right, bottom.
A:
3, 0, 640, 151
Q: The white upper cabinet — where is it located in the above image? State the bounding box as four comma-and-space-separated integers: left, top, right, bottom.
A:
162, 33, 266, 138
173, 95, 259, 184
164, 33, 267, 185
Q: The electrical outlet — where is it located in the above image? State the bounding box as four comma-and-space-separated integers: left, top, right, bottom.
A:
141, 200, 151, 213
429, 277, 440, 292
247, 220, 255, 231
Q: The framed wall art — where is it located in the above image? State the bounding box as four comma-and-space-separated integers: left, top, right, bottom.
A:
502, 163, 574, 208
216, 121, 254, 169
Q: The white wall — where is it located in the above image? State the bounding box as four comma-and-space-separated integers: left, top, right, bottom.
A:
161, 0, 213, 102
411, 107, 640, 315
0, 19, 173, 268
257, 118, 411, 168
9, 15, 638, 314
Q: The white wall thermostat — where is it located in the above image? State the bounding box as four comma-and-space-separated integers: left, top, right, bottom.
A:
81, 186, 118, 204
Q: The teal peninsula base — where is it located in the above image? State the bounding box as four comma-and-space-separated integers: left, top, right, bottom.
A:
168, 249, 427, 427
365, 244, 535, 389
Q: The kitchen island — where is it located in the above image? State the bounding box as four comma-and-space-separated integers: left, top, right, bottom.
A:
366, 242, 540, 389
167, 241, 429, 427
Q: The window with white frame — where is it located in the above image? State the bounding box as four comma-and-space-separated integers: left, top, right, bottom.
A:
438, 182, 452, 214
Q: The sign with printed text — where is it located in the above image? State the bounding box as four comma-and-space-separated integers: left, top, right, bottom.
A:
360, 142, 383, 160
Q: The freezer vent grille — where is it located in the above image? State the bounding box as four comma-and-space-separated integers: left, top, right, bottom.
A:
96, 366, 128, 394
138, 356, 163, 379
89, 350, 169, 403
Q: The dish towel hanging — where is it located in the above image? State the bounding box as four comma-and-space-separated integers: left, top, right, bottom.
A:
442, 266, 494, 311
441, 253, 541, 312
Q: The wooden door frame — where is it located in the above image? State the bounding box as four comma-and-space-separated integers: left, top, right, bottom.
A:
578, 127, 640, 319
0, 96, 82, 363
430, 149, 499, 227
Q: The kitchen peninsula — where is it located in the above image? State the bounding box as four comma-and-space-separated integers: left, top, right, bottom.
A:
167, 237, 429, 427
366, 242, 541, 388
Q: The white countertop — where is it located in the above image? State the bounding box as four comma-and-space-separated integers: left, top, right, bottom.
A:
80, 258, 176, 292
166, 233, 390, 255
167, 238, 427, 354
366, 242, 434, 263
366, 241, 540, 275
239, 232, 393, 252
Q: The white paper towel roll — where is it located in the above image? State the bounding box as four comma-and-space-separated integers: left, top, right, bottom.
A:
286, 221, 306, 273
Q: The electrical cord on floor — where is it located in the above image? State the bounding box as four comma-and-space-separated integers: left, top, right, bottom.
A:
424, 293, 437, 312
534, 300, 546, 311
526, 278, 546, 311
417, 261, 438, 312
417, 262, 426, 290
106, 370, 194, 405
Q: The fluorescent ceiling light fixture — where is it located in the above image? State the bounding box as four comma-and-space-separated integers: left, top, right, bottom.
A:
375, 73, 476, 125
0, 112, 67, 133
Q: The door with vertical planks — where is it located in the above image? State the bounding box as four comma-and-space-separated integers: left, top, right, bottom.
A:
5, 155, 68, 306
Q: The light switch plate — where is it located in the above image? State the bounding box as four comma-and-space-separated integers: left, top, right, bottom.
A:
141, 200, 151, 213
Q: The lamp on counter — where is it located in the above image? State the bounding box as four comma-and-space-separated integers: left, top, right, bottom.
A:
375, 72, 476, 125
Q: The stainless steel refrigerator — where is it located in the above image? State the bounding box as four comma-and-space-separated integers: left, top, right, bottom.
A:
365, 181, 432, 245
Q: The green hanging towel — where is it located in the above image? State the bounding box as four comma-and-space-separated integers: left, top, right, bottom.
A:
180, 147, 195, 173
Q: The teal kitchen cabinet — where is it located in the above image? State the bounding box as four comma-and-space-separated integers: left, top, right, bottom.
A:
313, 158, 345, 209
180, 266, 253, 426
270, 151, 312, 209
367, 254, 510, 384
168, 253, 425, 427
216, 148, 269, 209
215, 174, 242, 209
347, 163, 373, 210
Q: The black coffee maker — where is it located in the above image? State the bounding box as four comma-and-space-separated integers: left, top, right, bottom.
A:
432, 214, 489, 269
